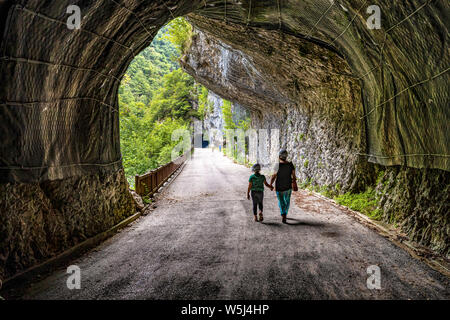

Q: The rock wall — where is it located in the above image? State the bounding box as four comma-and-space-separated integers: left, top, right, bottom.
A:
183, 25, 372, 192
188, 1, 450, 171
202, 90, 250, 148
203, 91, 225, 135
0, 170, 136, 279
377, 167, 449, 256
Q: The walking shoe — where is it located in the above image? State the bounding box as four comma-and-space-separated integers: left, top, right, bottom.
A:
259, 212, 264, 222
282, 215, 287, 223
254, 215, 258, 222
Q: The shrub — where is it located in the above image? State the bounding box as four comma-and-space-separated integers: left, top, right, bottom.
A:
333, 187, 382, 220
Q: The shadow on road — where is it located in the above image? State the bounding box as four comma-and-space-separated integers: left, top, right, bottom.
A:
285, 218, 326, 227
260, 218, 327, 227
260, 222, 282, 227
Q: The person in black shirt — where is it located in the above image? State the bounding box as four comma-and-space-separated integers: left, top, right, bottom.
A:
270, 149, 296, 223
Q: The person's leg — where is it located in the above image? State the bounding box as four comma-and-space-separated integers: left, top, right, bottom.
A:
276, 191, 284, 216
258, 201, 264, 221
282, 191, 290, 214
251, 191, 258, 221
258, 192, 264, 221
280, 191, 286, 215
284, 189, 292, 216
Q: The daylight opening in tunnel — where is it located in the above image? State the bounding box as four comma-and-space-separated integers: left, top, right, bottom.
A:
118, 17, 254, 194
118, 17, 199, 189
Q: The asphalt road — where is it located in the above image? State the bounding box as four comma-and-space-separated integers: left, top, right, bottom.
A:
22, 149, 449, 299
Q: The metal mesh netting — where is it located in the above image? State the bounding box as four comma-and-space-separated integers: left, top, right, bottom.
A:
193, 0, 449, 169
0, 0, 448, 183
0, 0, 167, 183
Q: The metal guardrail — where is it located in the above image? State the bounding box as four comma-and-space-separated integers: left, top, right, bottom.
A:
134, 150, 192, 196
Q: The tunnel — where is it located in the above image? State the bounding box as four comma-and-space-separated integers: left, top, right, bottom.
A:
0, 0, 448, 282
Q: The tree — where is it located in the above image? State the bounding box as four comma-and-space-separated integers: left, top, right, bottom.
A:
118, 20, 207, 187
221, 100, 236, 129
164, 17, 193, 55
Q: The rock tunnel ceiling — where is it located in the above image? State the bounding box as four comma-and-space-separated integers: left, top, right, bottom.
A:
0, 0, 449, 184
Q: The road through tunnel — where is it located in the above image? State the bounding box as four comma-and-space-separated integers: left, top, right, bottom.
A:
0, 0, 448, 281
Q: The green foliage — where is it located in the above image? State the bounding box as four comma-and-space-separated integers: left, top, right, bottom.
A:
303, 159, 309, 168
164, 17, 193, 55
197, 86, 213, 120
220, 100, 251, 164
149, 69, 200, 122
333, 188, 382, 220
221, 98, 251, 131
298, 180, 309, 189
237, 117, 251, 131
119, 97, 190, 186
376, 170, 386, 185
298, 177, 382, 220
335, 183, 341, 192
221, 100, 236, 130
119, 28, 178, 106
118, 20, 205, 187
142, 195, 152, 205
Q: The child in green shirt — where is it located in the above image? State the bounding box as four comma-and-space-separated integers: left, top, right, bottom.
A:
247, 163, 273, 222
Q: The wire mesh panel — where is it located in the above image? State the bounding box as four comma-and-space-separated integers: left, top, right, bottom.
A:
191, 0, 449, 170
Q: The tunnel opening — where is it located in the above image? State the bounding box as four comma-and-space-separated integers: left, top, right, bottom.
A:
0, 1, 448, 284
118, 17, 248, 191
118, 17, 203, 189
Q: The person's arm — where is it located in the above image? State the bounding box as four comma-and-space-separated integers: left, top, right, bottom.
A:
247, 182, 252, 199
264, 178, 274, 191
291, 162, 296, 180
270, 173, 277, 188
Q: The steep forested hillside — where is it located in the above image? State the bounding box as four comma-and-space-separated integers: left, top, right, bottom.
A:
119, 19, 205, 186
118, 26, 178, 106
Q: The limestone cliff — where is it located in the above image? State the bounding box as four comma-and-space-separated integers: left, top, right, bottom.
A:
0, 171, 136, 279
202, 90, 250, 147
182, 25, 372, 193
